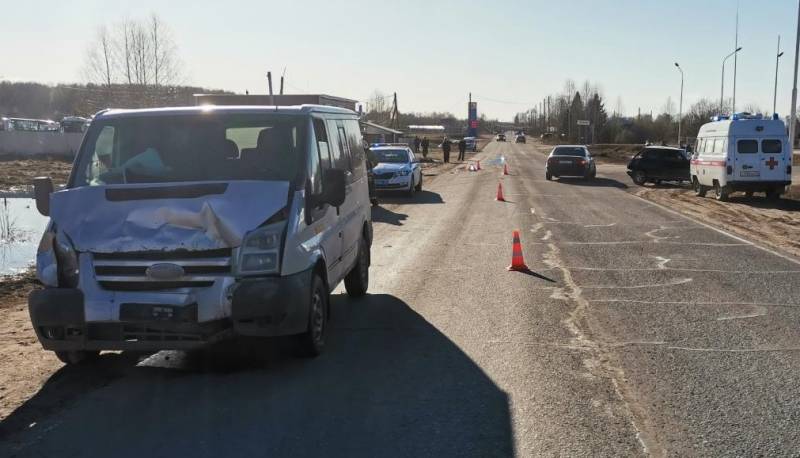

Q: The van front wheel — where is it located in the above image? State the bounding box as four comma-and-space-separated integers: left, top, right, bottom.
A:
297, 274, 328, 357
344, 238, 369, 297
55, 350, 100, 365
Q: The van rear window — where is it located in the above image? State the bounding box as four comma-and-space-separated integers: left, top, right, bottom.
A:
762, 139, 782, 154
737, 140, 758, 154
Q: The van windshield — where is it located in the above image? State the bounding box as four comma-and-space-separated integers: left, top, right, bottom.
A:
74, 113, 307, 187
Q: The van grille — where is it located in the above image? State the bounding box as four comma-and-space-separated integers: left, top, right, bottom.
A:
93, 249, 232, 291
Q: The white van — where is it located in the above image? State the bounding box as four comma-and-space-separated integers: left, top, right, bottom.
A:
690, 114, 791, 201
29, 105, 372, 363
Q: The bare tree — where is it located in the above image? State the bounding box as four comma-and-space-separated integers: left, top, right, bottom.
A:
83, 27, 115, 87
662, 96, 675, 117
367, 90, 387, 114
83, 14, 182, 88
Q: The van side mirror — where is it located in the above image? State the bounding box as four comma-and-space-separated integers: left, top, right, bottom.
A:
321, 169, 346, 207
33, 177, 54, 216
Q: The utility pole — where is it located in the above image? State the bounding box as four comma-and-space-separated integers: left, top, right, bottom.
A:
267, 72, 274, 106
675, 62, 684, 145
790, 0, 800, 148
774, 35, 784, 115
279, 67, 286, 95
732, 0, 740, 113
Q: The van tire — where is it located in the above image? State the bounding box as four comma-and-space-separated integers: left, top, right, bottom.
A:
693, 177, 707, 197
714, 182, 729, 202
632, 171, 647, 186
297, 274, 328, 357
55, 350, 100, 365
344, 237, 369, 297
415, 174, 423, 191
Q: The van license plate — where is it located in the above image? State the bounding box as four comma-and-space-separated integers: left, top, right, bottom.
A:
740, 171, 760, 177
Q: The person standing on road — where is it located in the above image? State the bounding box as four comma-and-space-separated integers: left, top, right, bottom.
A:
414, 136, 421, 156
457, 138, 467, 161
421, 136, 429, 159
442, 136, 451, 163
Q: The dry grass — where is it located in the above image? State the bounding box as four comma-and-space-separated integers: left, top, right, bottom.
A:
0, 154, 73, 191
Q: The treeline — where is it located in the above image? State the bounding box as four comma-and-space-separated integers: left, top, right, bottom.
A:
515, 80, 727, 145
0, 81, 230, 120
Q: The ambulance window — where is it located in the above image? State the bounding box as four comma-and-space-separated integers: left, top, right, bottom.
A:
706, 138, 716, 154
699, 138, 707, 153
737, 140, 758, 154
762, 139, 782, 154
714, 138, 726, 155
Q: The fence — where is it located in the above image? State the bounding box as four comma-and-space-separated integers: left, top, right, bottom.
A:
0, 131, 83, 156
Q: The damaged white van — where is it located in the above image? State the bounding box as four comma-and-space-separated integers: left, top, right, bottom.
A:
29, 105, 372, 364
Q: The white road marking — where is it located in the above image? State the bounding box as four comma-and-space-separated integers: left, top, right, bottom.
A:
716, 306, 768, 321
581, 278, 693, 289
588, 299, 800, 309
630, 193, 800, 266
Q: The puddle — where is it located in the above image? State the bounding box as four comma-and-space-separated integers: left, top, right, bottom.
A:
0, 198, 49, 275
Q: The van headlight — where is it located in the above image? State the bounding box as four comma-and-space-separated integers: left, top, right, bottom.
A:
236, 223, 285, 276
36, 225, 79, 288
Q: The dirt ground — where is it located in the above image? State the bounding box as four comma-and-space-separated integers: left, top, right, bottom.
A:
636, 185, 800, 260
0, 154, 73, 193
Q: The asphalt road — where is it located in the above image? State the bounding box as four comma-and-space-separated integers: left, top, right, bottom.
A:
3, 139, 800, 457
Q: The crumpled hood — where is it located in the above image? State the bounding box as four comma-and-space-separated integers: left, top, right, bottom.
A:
50, 181, 290, 253
373, 163, 409, 173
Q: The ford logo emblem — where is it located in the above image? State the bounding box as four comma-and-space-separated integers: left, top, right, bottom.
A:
146, 263, 185, 280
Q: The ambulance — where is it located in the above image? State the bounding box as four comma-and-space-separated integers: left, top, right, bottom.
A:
690, 113, 791, 201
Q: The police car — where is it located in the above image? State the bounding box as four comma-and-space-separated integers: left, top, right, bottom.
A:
369, 144, 423, 196
690, 113, 791, 201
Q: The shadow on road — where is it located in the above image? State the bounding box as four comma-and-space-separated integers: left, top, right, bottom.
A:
370, 206, 408, 226
555, 177, 629, 189
377, 190, 444, 205
0, 294, 513, 458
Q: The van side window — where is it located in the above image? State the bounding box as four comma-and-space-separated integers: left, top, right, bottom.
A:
310, 118, 332, 195
326, 119, 350, 171
336, 122, 353, 172
737, 140, 758, 154
344, 120, 367, 180
762, 139, 782, 154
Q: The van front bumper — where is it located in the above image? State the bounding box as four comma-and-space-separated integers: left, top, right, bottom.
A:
28, 268, 313, 352
29, 288, 232, 352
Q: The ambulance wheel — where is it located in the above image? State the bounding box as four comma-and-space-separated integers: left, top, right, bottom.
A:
714, 182, 729, 202
693, 177, 706, 197
766, 189, 781, 201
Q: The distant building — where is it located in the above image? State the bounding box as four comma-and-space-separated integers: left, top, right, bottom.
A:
361, 121, 404, 144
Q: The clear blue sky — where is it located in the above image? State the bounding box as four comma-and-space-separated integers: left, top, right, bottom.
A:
3, 0, 799, 121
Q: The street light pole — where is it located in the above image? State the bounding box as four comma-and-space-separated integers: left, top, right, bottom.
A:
790, 0, 800, 148
675, 62, 684, 146
720, 47, 742, 114
775, 35, 784, 115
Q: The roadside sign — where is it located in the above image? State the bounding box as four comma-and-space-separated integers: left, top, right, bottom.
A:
577, 120, 590, 126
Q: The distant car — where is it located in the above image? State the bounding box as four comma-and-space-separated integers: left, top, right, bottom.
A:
463, 136, 477, 152
370, 146, 423, 196
545, 145, 596, 180
627, 146, 689, 186
515, 134, 526, 143
496, 133, 506, 142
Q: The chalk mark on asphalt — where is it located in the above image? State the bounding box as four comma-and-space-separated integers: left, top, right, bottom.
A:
580, 278, 693, 289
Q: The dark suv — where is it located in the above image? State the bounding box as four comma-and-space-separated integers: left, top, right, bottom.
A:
627, 147, 689, 185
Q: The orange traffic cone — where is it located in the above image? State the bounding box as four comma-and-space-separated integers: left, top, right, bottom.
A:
476, 160, 482, 170
507, 230, 529, 272
503, 163, 510, 175
495, 182, 506, 201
